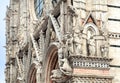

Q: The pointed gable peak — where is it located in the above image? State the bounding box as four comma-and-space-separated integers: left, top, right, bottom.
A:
83, 11, 97, 26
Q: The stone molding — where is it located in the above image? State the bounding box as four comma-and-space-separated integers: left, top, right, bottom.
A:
70, 56, 112, 69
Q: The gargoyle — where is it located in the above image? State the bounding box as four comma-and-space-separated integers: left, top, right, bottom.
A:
50, 69, 68, 83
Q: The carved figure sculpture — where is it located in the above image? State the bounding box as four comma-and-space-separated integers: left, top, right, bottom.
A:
100, 45, 109, 57
50, 69, 62, 80
73, 29, 82, 55
88, 37, 95, 56
60, 58, 72, 75
50, 69, 68, 83
65, 33, 74, 55
58, 48, 72, 75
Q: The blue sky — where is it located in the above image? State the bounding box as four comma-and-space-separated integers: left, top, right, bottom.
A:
0, 0, 9, 83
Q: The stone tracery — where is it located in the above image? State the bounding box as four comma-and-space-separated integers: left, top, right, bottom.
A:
5, 0, 114, 83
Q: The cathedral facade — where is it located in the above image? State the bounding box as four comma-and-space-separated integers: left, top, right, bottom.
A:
5, 0, 120, 83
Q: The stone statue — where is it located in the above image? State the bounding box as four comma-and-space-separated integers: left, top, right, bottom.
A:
73, 29, 82, 55
88, 37, 95, 56
65, 33, 74, 55
58, 48, 72, 75
60, 58, 72, 75
100, 45, 109, 57
50, 69, 67, 83
50, 69, 63, 81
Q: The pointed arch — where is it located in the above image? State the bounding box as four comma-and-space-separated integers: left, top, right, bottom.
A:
83, 23, 100, 35
27, 61, 40, 83
82, 23, 100, 56
44, 42, 60, 83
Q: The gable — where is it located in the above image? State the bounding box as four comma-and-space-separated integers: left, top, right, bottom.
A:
83, 12, 97, 27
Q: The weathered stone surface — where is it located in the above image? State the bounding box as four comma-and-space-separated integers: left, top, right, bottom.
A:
5, 0, 120, 83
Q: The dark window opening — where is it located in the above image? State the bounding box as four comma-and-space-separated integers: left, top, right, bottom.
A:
34, 0, 43, 18
71, 0, 73, 5
52, 0, 58, 7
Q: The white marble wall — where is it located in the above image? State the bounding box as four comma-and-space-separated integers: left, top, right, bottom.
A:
107, 0, 120, 83
108, 0, 120, 6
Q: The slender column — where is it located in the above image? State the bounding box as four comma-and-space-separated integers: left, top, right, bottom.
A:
45, 19, 51, 48
60, 1, 65, 36
64, 2, 68, 34
10, 60, 15, 83
27, 37, 32, 70
96, 39, 102, 57
39, 31, 45, 61
67, 8, 72, 33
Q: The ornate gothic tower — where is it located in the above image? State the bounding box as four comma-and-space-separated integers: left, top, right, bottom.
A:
5, 0, 120, 83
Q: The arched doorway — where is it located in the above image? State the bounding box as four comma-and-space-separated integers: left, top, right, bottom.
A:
27, 43, 59, 83
44, 44, 59, 83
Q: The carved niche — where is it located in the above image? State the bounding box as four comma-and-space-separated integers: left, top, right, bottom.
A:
82, 12, 109, 57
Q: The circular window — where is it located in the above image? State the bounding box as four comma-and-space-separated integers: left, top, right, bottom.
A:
34, 0, 43, 18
